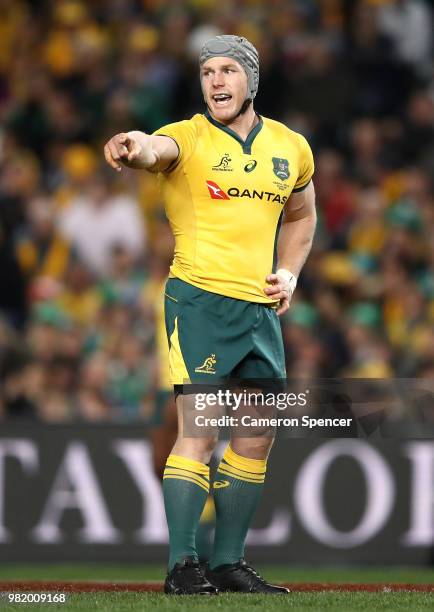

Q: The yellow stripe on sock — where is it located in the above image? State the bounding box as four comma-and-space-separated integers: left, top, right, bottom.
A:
166, 454, 210, 477
163, 474, 209, 493
223, 446, 267, 474
200, 496, 215, 522
164, 468, 210, 489
218, 463, 265, 482
217, 466, 265, 484
164, 467, 210, 483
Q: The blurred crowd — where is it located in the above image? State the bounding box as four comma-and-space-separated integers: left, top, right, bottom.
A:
0, 0, 433, 422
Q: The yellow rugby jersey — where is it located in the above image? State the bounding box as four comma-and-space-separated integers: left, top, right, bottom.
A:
154, 112, 314, 303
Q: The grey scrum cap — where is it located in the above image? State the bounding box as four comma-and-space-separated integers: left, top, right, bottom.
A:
199, 35, 260, 100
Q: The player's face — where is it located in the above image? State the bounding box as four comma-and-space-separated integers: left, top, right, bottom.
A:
201, 57, 248, 123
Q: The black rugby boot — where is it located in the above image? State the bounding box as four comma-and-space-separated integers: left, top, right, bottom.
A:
164, 556, 218, 595
206, 559, 289, 594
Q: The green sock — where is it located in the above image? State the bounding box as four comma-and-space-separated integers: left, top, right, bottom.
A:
163, 454, 210, 570
210, 445, 266, 569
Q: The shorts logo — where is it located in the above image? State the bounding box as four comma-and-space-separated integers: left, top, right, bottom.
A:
213, 480, 230, 489
195, 354, 217, 374
212, 154, 233, 171
206, 181, 229, 200
244, 160, 257, 173
272, 157, 290, 181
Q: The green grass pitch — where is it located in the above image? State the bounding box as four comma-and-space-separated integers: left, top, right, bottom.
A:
0, 564, 433, 611
2, 591, 434, 612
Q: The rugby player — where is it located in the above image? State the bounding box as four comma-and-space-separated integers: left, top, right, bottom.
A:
104, 35, 316, 595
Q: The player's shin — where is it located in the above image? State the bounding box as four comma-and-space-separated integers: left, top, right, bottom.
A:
210, 445, 267, 568
163, 454, 210, 569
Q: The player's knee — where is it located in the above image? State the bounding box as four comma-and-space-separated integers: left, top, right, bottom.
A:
231, 436, 275, 460
195, 436, 218, 455
174, 436, 218, 464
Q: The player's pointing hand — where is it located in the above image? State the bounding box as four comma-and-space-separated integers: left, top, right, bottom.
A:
104, 132, 131, 171
104, 131, 155, 172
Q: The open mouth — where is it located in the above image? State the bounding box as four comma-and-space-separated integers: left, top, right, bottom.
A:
212, 93, 232, 106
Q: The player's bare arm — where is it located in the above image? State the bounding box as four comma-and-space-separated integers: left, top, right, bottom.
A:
104, 131, 179, 173
264, 180, 316, 315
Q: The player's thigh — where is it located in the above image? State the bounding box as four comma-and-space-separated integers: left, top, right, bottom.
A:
234, 305, 286, 380
165, 278, 252, 383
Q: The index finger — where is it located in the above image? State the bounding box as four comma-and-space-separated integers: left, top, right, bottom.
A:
104, 144, 121, 172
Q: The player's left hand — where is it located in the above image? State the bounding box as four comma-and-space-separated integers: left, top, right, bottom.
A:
263, 273, 294, 316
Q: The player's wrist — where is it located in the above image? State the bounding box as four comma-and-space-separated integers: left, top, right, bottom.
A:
276, 268, 297, 294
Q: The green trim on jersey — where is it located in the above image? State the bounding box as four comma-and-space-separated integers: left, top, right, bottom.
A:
292, 179, 312, 193
205, 112, 263, 155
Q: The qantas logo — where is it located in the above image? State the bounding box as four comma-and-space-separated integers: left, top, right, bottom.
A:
206, 181, 287, 205
206, 180, 229, 200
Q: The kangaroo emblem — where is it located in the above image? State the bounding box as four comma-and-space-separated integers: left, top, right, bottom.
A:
195, 354, 217, 374
212, 154, 232, 170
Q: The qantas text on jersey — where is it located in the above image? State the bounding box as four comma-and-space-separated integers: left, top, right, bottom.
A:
206, 181, 287, 204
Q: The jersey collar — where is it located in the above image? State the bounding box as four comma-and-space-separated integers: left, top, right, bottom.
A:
205, 111, 263, 155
